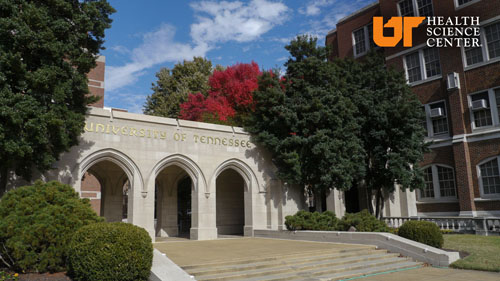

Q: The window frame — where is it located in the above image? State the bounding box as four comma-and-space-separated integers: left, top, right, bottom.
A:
477, 156, 500, 199
417, 164, 458, 202
462, 19, 500, 70
468, 87, 500, 130
397, 0, 433, 17
352, 23, 375, 58
454, 0, 481, 10
422, 100, 449, 137
403, 48, 442, 85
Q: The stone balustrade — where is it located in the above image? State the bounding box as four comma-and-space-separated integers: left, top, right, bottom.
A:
383, 216, 500, 236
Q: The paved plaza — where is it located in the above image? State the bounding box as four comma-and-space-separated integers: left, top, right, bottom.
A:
154, 237, 500, 280
154, 237, 372, 267
360, 266, 500, 281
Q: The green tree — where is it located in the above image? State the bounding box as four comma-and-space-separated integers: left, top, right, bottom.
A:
244, 36, 427, 218
0, 0, 115, 195
244, 35, 365, 193
336, 52, 427, 218
144, 57, 213, 118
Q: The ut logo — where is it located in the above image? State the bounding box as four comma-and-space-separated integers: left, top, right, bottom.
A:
373, 17, 425, 47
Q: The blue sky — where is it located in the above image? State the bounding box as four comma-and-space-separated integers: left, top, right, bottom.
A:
102, 0, 374, 113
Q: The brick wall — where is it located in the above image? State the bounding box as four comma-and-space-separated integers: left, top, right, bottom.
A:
87, 56, 105, 108
327, 0, 500, 216
80, 172, 101, 215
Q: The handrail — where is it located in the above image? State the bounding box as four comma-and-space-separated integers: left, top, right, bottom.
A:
382, 216, 500, 236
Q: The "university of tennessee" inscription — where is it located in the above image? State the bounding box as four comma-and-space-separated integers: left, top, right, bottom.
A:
84, 121, 252, 148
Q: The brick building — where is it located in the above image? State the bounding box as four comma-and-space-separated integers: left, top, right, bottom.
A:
326, 0, 500, 217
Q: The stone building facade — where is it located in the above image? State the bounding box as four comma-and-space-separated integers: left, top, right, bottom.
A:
326, 0, 500, 217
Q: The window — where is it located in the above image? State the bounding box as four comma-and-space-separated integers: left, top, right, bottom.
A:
352, 23, 376, 57
422, 100, 449, 137
478, 157, 500, 197
398, 0, 433, 17
469, 88, 500, 129
457, 0, 474, 5
418, 165, 457, 200
485, 22, 500, 59
464, 21, 500, 67
404, 48, 441, 84
423, 48, 441, 78
421, 167, 435, 198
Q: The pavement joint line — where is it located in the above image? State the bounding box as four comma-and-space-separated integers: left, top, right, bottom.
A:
338, 265, 423, 281
252, 236, 376, 247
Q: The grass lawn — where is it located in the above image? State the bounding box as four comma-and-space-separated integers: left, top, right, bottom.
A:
444, 234, 500, 272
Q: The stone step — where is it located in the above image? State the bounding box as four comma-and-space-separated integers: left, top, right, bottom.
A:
187, 249, 386, 276
315, 261, 422, 281
195, 254, 402, 281
237, 258, 419, 281
182, 246, 374, 270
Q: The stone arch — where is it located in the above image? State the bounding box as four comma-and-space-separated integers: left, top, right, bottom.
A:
210, 158, 260, 193
149, 154, 207, 193
79, 148, 144, 193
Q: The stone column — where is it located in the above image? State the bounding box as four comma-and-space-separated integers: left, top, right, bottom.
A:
156, 176, 178, 237
326, 188, 345, 218
190, 177, 217, 240
244, 179, 255, 236
399, 188, 417, 217
101, 171, 125, 222
383, 185, 402, 217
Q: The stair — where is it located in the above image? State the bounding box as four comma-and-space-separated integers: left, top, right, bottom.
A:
181, 246, 422, 281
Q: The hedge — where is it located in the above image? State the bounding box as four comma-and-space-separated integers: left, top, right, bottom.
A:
0, 180, 103, 272
67, 222, 153, 281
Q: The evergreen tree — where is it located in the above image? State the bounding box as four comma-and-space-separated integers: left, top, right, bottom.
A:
0, 0, 115, 195
244, 35, 365, 192
245, 37, 427, 217
143, 57, 213, 118
336, 52, 427, 218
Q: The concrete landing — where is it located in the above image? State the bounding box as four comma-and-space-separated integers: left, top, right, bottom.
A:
153, 237, 372, 267
360, 266, 500, 281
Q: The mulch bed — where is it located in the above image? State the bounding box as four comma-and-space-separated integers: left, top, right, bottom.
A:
18, 272, 71, 281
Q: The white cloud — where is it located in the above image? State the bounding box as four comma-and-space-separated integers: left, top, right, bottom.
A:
298, 0, 373, 39
106, 0, 290, 99
109, 45, 130, 55
190, 0, 289, 44
299, 0, 334, 16
106, 24, 209, 92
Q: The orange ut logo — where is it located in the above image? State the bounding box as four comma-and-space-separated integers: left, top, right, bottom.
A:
373, 17, 425, 47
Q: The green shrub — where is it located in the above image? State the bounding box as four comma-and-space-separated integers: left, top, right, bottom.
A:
67, 222, 153, 281
338, 210, 389, 232
0, 180, 103, 273
285, 210, 339, 231
398, 220, 443, 248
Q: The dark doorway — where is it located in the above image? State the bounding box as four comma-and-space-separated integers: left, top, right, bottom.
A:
177, 176, 192, 236
216, 169, 245, 236
345, 186, 360, 213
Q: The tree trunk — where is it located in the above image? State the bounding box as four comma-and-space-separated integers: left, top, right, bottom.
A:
0, 166, 8, 198
374, 188, 385, 219
366, 186, 374, 215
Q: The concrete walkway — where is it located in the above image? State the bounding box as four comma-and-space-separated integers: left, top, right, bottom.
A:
153, 237, 499, 280
358, 266, 500, 281
154, 237, 372, 267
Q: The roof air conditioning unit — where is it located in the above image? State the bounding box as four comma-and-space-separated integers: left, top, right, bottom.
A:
447, 72, 460, 90
430, 108, 444, 118
471, 99, 488, 111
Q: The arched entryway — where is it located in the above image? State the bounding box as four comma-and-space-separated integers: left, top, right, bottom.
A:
80, 160, 130, 222
216, 169, 245, 236
154, 165, 193, 238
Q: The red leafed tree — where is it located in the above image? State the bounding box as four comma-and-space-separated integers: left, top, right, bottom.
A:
179, 62, 261, 125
